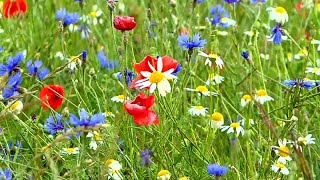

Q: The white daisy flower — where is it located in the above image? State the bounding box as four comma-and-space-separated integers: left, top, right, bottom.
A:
157, 170, 171, 180
241, 94, 252, 107
255, 89, 274, 104
219, 17, 236, 27
111, 95, 126, 103
198, 51, 224, 69
185, 85, 218, 96
221, 122, 244, 137
61, 147, 80, 155
305, 67, 320, 75
267, 6, 289, 24
188, 106, 208, 116
106, 159, 122, 180
7, 100, 23, 115
294, 49, 308, 60
87, 131, 103, 151
205, 74, 224, 85
135, 57, 177, 96
209, 112, 224, 129
311, 39, 320, 51
271, 162, 289, 175
297, 134, 316, 146
240, 118, 254, 127
272, 139, 292, 164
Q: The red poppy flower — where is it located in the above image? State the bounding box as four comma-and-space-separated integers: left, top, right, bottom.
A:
39, 84, 64, 110
3, 0, 28, 18
124, 93, 159, 126
113, 15, 136, 31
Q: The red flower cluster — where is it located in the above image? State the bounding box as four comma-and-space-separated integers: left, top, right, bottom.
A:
39, 84, 64, 110
124, 93, 159, 126
113, 15, 136, 31
3, 0, 28, 18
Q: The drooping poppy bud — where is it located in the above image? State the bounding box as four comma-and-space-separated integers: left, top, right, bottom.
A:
3, 0, 28, 18
39, 84, 64, 110
113, 16, 136, 31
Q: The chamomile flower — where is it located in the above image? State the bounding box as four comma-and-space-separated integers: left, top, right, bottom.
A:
267, 7, 288, 24
241, 94, 252, 107
111, 95, 126, 103
294, 49, 308, 59
188, 106, 208, 116
287, 53, 293, 62
219, 17, 236, 27
221, 121, 244, 137
255, 89, 274, 104
209, 112, 224, 128
87, 5, 103, 25
105, 111, 115, 118
305, 67, 320, 75
311, 39, 320, 51
106, 159, 122, 180
61, 147, 80, 155
297, 134, 315, 146
87, 131, 103, 150
205, 74, 224, 85
198, 51, 224, 69
7, 100, 23, 114
271, 162, 289, 175
157, 170, 171, 180
185, 85, 218, 96
272, 139, 292, 164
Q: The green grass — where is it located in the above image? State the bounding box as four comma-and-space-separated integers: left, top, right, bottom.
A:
0, 0, 320, 179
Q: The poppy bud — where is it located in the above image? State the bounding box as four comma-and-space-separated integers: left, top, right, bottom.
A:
113, 16, 136, 31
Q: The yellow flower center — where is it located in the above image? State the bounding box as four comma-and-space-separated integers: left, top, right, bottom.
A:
230, 122, 240, 128
194, 106, 204, 110
298, 49, 308, 56
94, 133, 102, 141
276, 163, 285, 169
278, 145, 290, 157
179, 177, 189, 180
220, 17, 230, 22
211, 112, 223, 122
208, 73, 219, 79
149, 71, 164, 83
117, 95, 125, 100
66, 148, 76, 153
208, 54, 219, 59
157, 170, 170, 176
90, 11, 97, 17
106, 159, 116, 166
106, 111, 113, 115
256, 89, 267, 96
195, 86, 208, 92
275, 7, 287, 14
287, 53, 293, 58
9, 101, 22, 111
298, 138, 307, 145
242, 94, 252, 101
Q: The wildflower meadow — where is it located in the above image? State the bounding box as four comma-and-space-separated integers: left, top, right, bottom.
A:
1, 0, 320, 179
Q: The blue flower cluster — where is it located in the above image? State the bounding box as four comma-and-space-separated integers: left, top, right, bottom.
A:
283, 79, 316, 89
70, 109, 105, 127
207, 163, 229, 176
207, 4, 229, 26
177, 33, 207, 50
55, 8, 80, 26
44, 114, 65, 135
97, 51, 119, 70
0, 52, 24, 76
115, 69, 136, 86
0, 168, 12, 180
26, 60, 50, 80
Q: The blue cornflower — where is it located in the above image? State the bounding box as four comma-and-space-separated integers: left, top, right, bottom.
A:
177, 33, 207, 50
172, 63, 182, 76
70, 109, 105, 127
0, 168, 12, 180
77, 24, 92, 39
283, 79, 315, 89
197, 0, 206, 3
140, 149, 153, 166
82, 50, 87, 62
97, 51, 119, 70
44, 114, 65, 135
207, 163, 229, 176
241, 51, 250, 60
55, 8, 79, 26
26, 60, 50, 80
1, 141, 23, 161
0, 52, 24, 76
207, 4, 229, 26
223, 0, 239, 3
250, 0, 267, 4
270, 24, 286, 44
2, 73, 22, 99
115, 69, 135, 86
